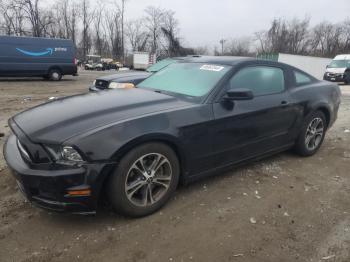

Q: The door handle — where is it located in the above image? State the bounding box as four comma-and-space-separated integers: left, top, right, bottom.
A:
281, 101, 289, 106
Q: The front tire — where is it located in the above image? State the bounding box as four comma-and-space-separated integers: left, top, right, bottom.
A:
294, 111, 327, 156
108, 143, 180, 217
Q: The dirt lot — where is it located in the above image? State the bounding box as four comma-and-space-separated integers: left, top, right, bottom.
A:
0, 72, 349, 262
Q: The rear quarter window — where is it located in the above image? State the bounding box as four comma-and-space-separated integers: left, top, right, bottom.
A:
294, 71, 313, 86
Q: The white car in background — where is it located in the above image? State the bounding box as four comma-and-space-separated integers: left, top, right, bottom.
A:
324, 54, 350, 84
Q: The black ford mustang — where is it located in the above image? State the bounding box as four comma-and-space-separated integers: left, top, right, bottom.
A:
4, 57, 341, 217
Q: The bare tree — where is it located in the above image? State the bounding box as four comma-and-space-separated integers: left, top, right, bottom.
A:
161, 10, 180, 56
50, 0, 79, 41
144, 6, 164, 55
4, 0, 350, 61
93, 3, 104, 56
255, 17, 311, 55
53, 0, 79, 43
13, 0, 53, 37
80, 0, 94, 58
255, 31, 268, 54
0, 0, 26, 35
126, 19, 149, 51
105, 8, 123, 59
310, 21, 343, 57
120, 0, 126, 61
342, 20, 350, 53
224, 37, 252, 56
286, 18, 310, 54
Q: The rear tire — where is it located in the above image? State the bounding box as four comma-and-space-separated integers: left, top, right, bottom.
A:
294, 111, 327, 156
108, 143, 180, 217
49, 69, 62, 81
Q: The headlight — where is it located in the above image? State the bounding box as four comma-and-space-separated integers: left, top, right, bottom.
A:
45, 145, 84, 164
61, 146, 83, 162
92, 80, 96, 86
108, 82, 135, 89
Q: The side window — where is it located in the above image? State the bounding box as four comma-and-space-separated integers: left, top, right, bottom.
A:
230, 66, 285, 96
294, 71, 313, 86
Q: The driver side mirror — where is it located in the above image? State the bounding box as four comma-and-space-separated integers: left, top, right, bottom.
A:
224, 88, 254, 101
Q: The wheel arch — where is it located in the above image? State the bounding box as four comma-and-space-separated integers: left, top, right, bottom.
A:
111, 133, 188, 181
315, 106, 331, 128
47, 66, 62, 74
306, 99, 331, 128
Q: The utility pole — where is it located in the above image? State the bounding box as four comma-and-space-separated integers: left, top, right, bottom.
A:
219, 39, 226, 55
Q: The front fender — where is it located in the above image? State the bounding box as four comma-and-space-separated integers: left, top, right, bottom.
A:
111, 133, 188, 176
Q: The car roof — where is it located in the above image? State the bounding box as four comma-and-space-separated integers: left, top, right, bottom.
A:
175, 56, 256, 66
160, 56, 319, 73
172, 56, 317, 80
334, 54, 350, 60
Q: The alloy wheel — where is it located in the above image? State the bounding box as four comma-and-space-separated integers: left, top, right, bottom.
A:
305, 117, 324, 151
125, 153, 172, 207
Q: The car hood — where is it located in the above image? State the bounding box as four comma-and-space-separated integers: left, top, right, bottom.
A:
12, 88, 193, 144
97, 71, 151, 82
326, 67, 346, 74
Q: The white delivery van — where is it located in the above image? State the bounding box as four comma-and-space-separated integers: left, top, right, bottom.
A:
323, 54, 350, 84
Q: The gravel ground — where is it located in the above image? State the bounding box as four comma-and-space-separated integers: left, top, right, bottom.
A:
0, 72, 349, 262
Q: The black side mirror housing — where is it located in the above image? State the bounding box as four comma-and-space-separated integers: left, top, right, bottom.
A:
225, 88, 254, 101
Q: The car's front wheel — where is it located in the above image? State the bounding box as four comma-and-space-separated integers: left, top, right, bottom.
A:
295, 111, 327, 156
108, 143, 180, 217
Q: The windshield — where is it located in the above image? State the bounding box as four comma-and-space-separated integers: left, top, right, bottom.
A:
328, 60, 350, 68
146, 58, 176, 72
138, 62, 231, 97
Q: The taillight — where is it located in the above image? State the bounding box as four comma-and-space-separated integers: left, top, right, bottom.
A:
74, 58, 77, 65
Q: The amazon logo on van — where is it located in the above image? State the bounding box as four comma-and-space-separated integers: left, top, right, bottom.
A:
16, 47, 67, 57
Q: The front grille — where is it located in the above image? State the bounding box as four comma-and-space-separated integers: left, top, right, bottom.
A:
95, 80, 109, 89
327, 73, 343, 78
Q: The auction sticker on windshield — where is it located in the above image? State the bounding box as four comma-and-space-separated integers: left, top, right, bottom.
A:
200, 65, 225, 72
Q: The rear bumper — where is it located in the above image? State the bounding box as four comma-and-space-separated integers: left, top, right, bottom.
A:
61, 65, 78, 76
4, 135, 115, 214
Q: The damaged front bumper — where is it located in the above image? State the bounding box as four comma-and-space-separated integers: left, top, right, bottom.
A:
4, 134, 115, 215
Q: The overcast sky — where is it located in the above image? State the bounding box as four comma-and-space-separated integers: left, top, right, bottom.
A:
124, 0, 350, 48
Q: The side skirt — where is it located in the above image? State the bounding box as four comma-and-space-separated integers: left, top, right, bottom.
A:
183, 143, 294, 185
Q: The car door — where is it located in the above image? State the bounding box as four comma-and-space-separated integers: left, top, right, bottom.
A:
211, 64, 299, 167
